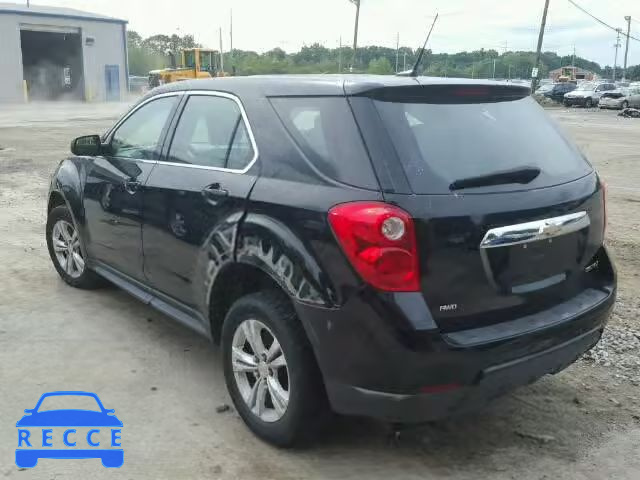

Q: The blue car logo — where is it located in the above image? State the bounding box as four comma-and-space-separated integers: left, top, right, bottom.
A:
16, 391, 123, 468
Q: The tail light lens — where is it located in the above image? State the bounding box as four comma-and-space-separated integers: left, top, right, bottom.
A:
328, 202, 419, 292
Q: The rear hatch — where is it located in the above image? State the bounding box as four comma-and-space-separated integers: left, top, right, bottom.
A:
351, 82, 607, 332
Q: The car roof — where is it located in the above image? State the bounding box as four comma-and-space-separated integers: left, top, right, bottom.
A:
148, 74, 529, 98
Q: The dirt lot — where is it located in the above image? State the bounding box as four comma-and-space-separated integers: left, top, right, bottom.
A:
1, 103, 639, 479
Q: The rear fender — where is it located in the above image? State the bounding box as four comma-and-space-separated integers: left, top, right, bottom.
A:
235, 213, 337, 308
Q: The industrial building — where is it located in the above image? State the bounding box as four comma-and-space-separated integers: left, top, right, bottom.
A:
549, 66, 596, 82
0, 3, 128, 103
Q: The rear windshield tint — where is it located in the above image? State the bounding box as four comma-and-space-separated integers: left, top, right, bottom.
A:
374, 96, 592, 194
270, 97, 378, 189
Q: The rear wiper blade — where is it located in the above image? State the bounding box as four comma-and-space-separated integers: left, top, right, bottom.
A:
449, 167, 541, 191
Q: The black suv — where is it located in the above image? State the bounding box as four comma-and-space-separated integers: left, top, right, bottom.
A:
46, 76, 615, 446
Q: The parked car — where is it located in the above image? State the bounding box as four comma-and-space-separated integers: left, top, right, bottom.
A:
563, 82, 616, 107
128, 75, 149, 94
624, 87, 640, 108
536, 82, 576, 102
46, 76, 615, 446
599, 89, 632, 110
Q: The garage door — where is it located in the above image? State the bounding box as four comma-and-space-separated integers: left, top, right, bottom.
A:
20, 23, 80, 34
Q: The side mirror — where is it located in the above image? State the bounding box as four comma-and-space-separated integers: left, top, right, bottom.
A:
24, 409, 33, 414
71, 135, 102, 156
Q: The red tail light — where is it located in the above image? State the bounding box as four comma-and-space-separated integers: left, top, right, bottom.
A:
328, 202, 420, 292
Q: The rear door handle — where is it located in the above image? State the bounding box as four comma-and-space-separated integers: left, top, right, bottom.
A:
123, 180, 141, 194
201, 183, 229, 201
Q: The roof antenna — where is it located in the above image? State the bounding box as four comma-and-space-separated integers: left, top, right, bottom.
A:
397, 13, 439, 77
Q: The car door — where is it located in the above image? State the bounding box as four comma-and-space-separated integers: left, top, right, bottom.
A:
629, 88, 640, 108
82, 94, 180, 280
557, 84, 570, 100
143, 91, 258, 311
593, 84, 604, 101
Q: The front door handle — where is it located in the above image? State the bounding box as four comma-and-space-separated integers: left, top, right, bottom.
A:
123, 180, 141, 195
201, 183, 229, 201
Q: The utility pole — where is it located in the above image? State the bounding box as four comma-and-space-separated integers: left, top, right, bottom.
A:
613, 28, 622, 81
395, 32, 400, 73
531, 0, 550, 92
349, 0, 360, 71
403, 51, 407, 71
623, 16, 631, 81
219, 27, 224, 73
229, 9, 233, 70
572, 44, 576, 67
493, 58, 496, 79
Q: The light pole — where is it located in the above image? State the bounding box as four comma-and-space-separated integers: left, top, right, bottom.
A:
349, 0, 360, 71
623, 16, 631, 81
395, 32, 399, 73
613, 28, 621, 81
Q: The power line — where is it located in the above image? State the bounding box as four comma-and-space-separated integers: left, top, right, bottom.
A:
567, 0, 640, 42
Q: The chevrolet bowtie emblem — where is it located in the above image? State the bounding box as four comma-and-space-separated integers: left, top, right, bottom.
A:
539, 222, 563, 237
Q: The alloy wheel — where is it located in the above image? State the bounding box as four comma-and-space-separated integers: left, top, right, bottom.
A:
51, 220, 85, 278
231, 318, 290, 422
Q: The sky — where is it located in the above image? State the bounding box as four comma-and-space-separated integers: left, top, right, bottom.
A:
21, 0, 640, 67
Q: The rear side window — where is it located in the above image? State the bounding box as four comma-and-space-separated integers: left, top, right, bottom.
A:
270, 97, 378, 189
374, 96, 592, 194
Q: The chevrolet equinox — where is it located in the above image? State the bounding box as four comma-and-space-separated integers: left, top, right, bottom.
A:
46, 76, 616, 446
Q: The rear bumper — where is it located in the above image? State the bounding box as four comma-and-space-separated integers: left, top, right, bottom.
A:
564, 97, 591, 106
325, 326, 602, 422
599, 103, 622, 110
296, 275, 615, 423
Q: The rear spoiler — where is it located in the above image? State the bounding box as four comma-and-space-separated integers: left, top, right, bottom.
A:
356, 84, 531, 104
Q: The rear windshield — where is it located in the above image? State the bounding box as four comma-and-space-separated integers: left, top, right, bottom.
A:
374, 96, 592, 194
270, 97, 378, 189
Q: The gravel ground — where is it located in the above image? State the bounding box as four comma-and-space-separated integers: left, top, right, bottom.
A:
1, 102, 639, 479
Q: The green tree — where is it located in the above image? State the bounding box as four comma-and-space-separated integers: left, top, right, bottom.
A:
627, 65, 640, 81
127, 30, 607, 80
367, 57, 393, 74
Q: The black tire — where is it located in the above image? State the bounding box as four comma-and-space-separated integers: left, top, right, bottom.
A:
222, 290, 327, 447
563, 100, 570, 107
46, 205, 105, 289
622, 100, 629, 109
585, 98, 593, 108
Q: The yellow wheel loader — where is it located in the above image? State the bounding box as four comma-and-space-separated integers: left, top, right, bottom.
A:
148, 48, 227, 88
